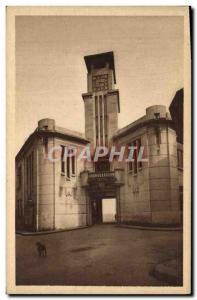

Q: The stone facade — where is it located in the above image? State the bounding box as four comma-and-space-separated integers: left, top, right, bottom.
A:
16, 52, 183, 231
112, 106, 181, 225
16, 119, 89, 231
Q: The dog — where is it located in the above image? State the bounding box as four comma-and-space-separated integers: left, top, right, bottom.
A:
36, 242, 47, 257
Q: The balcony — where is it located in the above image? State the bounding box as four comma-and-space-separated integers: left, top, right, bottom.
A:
88, 171, 116, 182
80, 169, 124, 187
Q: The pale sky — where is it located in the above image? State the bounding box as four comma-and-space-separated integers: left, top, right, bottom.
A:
16, 16, 184, 154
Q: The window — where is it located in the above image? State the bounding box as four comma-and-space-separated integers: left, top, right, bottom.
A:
95, 160, 110, 172
26, 152, 34, 200
95, 94, 108, 147
128, 138, 142, 174
71, 155, 75, 176
67, 155, 70, 178
155, 127, 161, 145
95, 96, 99, 145
137, 139, 143, 170
61, 146, 65, 174
61, 146, 76, 178
17, 166, 22, 189
133, 140, 138, 174
99, 96, 103, 145
43, 136, 48, 156
104, 95, 108, 146
154, 112, 160, 119
177, 149, 183, 169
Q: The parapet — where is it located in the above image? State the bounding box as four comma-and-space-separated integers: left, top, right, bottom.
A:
38, 119, 55, 131
146, 105, 167, 120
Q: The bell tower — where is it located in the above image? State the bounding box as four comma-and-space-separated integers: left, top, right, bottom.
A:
82, 52, 120, 153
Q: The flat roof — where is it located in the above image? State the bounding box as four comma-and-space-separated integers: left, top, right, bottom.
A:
16, 125, 89, 161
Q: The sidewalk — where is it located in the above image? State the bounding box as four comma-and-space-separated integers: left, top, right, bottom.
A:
16, 225, 88, 236
117, 224, 183, 231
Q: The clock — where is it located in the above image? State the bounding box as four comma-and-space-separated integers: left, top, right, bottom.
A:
92, 74, 108, 92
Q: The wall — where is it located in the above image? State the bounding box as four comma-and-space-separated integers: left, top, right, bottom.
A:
16, 140, 37, 230
148, 126, 180, 224
53, 138, 88, 230
114, 105, 181, 225
115, 127, 151, 224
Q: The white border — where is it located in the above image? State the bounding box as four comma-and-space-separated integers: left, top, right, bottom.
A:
1, 2, 194, 299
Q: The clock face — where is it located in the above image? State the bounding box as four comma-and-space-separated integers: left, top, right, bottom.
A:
92, 74, 108, 92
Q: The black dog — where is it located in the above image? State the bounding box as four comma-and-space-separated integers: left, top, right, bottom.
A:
36, 242, 47, 257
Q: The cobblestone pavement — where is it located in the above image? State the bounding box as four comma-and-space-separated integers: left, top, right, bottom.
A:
16, 224, 183, 286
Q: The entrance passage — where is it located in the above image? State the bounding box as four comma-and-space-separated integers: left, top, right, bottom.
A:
102, 198, 116, 223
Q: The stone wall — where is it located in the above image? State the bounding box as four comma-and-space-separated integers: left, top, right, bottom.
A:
16, 140, 37, 230
37, 136, 55, 230
53, 138, 87, 230
115, 127, 151, 223
115, 105, 181, 225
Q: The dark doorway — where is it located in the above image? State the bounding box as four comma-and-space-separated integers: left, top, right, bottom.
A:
92, 198, 102, 224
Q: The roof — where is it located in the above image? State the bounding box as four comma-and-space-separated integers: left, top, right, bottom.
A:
16, 125, 89, 162
55, 126, 86, 140
113, 115, 147, 139
84, 51, 116, 84
113, 115, 174, 140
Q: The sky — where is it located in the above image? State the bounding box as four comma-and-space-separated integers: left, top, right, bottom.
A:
15, 16, 184, 154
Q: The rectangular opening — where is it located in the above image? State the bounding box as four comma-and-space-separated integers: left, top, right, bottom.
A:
102, 198, 116, 223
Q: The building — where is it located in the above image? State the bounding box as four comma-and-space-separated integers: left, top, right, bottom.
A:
15, 122, 89, 231
169, 88, 183, 145
169, 88, 184, 215
16, 52, 183, 231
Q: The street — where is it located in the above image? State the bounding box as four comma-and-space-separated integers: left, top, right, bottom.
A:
16, 224, 183, 286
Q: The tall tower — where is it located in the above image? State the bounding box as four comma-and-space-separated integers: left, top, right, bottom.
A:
82, 52, 120, 171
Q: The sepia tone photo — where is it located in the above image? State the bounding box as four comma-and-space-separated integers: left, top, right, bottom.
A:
6, 6, 191, 294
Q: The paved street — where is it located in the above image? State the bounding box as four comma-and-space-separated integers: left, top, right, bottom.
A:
16, 224, 183, 286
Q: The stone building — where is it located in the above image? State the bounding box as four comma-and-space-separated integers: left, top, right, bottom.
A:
16, 52, 183, 231
15, 121, 89, 231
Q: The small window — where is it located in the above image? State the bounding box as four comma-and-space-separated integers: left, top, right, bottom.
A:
133, 141, 138, 174
67, 155, 70, 178
17, 166, 22, 189
154, 112, 160, 119
61, 146, 65, 174
71, 155, 75, 176
128, 139, 142, 174
155, 127, 161, 145
137, 139, 142, 170
43, 136, 48, 156
127, 143, 133, 172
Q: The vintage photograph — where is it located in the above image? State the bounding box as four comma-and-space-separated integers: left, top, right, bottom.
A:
7, 6, 191, 294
